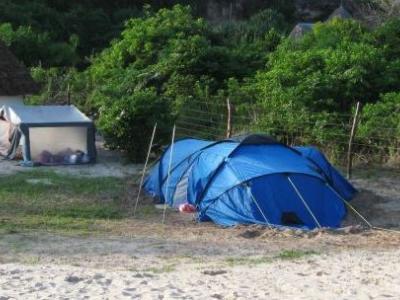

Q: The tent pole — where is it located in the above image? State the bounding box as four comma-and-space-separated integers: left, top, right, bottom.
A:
246, 185, 271, 227
162, 124, 176, 224
287, 176, 322, 229
325, 183, 373, 228
132, 123, 157, 217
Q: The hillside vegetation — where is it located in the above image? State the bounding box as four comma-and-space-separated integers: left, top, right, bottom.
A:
0, 1, 399, 162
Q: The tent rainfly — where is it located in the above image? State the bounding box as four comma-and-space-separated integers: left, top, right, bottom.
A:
144, 135, 357, 229
0, 105, 96, 165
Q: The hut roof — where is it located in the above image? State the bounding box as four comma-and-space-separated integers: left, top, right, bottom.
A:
328, 5, 352, 20
0, 40, 39, 96
289, 23, 314, 39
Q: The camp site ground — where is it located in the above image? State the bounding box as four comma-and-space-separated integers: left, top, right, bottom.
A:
0, 139, 399, 299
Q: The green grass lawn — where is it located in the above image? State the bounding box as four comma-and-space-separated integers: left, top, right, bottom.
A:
0, 171, 131, 235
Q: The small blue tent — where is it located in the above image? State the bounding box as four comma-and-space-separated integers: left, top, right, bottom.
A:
144, 135, 356, 229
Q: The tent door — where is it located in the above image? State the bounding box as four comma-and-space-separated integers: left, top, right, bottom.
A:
172, 165, 194, 208
281, 212, 304, 226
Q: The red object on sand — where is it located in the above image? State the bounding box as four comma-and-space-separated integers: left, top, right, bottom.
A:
179, 203, 196, 213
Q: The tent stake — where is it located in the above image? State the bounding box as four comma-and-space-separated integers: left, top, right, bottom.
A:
287, 176, 322, 229
162, 124, 176, 224
132, 123, 157, 217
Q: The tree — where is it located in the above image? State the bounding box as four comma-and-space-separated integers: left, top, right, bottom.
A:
357, 92, 400, 159
235, 18, 400, 158
89, 5, 224, 160
0, 23, 79, 67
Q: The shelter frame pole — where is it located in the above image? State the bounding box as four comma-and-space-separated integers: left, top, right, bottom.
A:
245, 184, 271, 227
67, 83, 71, 105
347, 101, 361, 179
226, 98, 232, 138
162, 124, 176, 224
132, 123, 158, 217
287, 176, 322, 229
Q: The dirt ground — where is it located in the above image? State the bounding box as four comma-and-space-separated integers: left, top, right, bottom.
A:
1, 144, 400, 299
0, 139, 142, 178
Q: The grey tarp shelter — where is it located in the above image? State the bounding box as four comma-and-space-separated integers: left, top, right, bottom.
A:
0, 105, 96, 164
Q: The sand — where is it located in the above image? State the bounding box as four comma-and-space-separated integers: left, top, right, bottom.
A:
0, 231, 399, 300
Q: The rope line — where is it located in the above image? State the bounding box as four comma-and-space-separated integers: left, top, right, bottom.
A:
288, 176, 322, 229
246, 185, 272, 227
326, 183, 373, 228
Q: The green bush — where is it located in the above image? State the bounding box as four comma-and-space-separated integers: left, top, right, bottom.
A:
97, 88, 172, 161
2, 3, 399, 164
232, 18, 400, 162
27, 67, 91, 111
357, 92, 400, 160
89, 5, 235, 159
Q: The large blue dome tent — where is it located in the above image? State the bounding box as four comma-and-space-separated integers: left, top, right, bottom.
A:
144, 135, 357, 229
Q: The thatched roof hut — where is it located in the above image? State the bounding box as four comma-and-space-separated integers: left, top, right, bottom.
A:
328, 5, 352, 20
289, 23, 314, 39
289, 5, 353, 40
0, 40, 39, 96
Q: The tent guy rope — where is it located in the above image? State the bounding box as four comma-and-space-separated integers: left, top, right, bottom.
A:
327, 183, 400, 234
288, 176, 322, 229
326, 183, 373, 228
246, 184, 272, 227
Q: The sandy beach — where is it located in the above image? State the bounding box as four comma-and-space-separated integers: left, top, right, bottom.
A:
0, 229, 400, 299
1, 249, 399, 300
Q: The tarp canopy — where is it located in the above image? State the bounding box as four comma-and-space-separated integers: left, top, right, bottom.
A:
0, 105, 96, 164
144, 135, 357, 229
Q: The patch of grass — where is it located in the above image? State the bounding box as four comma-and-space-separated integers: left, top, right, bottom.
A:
145, 264, 176, 274
22, 255, 41, 265
224, 250, 319, 267
276, 249, 318, 260
0, 170, 128, 234
134, 205, 159, 218
0, 215, 109, 235
225, 256, 272, 267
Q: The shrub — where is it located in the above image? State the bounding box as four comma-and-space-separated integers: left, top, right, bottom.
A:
357, 92, 400, 160
97, 88, 172, 161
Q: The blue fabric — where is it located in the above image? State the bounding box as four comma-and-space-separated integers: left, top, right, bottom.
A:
144, 137, 357, 229
294, 146, 357, 201
143, 138, 213, 201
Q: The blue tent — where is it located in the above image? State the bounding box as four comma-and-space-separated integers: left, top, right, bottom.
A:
144, 135, 357, 229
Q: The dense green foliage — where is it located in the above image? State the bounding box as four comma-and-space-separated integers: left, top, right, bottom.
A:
0, 0, 142, 67
0, 0, 295, 68
0, 2, 399, 162
87, 5, 287, 159
358, 92, 400, 158
240, 18, 400, 159
0, 23, 79, 67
